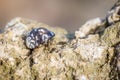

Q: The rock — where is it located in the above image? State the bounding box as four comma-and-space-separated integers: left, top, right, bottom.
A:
0, 17, 68, 80
109, 43, 120, 80
72, 34, 114, 79
101, 22, 120, 47
75, 18, 106, 38
107, 0, 120, 25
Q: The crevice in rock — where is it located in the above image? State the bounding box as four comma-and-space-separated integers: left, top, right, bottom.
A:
33, 75, 37, 80
0, 60, 3, 65
27, 49, 35, 80
9, 68, 15, 80
28, 49, 34, 67
27, 49, 34, 67
10, 76, 14, 80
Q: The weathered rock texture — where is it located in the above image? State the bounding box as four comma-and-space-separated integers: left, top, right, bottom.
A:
0, 1, 120, 80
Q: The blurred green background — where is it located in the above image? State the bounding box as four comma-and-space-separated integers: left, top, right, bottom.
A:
0, 0, 117, 32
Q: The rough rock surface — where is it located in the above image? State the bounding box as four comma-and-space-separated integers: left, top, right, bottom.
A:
0, 17, 68, 80
0, 17, 119, 80
0, 1, 120, 80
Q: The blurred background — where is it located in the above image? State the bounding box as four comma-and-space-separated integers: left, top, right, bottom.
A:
0, 0, 117, 32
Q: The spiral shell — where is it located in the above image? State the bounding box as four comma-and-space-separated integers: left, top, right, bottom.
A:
26, 28, 55, 49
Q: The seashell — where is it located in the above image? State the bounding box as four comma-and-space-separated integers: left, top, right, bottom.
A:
26, 28, 55, 49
